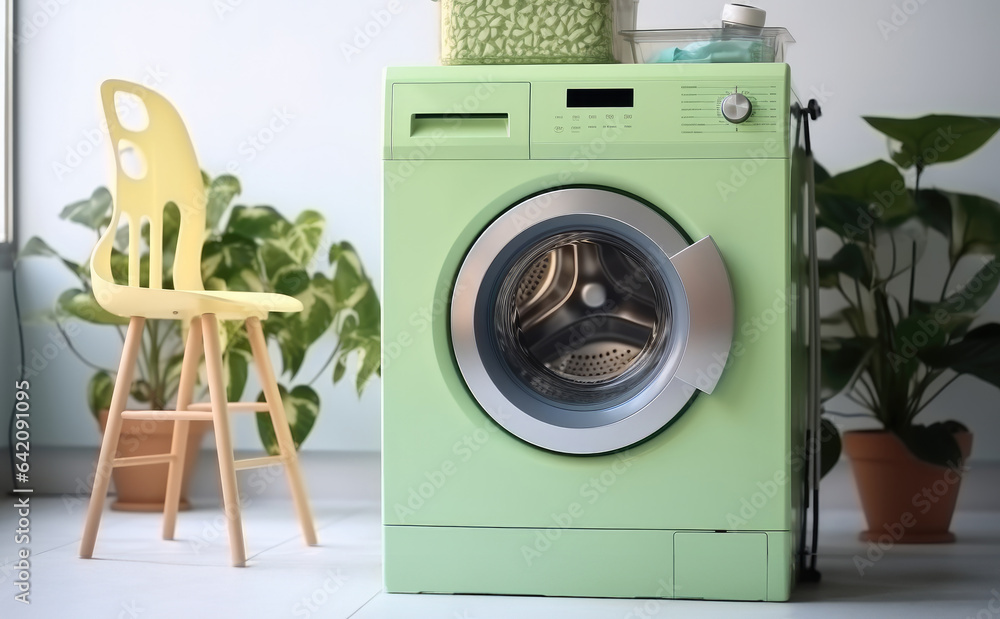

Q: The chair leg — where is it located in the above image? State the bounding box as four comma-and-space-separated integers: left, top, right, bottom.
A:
162, 317, 204, 540
202, 313, 248, 567
246, 316, 318, 546
80, 316, 146, 559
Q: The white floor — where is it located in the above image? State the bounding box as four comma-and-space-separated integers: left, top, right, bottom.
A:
2, 456, 999, 619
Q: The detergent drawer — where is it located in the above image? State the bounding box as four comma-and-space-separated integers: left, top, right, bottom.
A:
390, 82, 529, 160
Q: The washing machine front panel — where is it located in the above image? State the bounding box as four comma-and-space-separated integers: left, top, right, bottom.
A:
451, 188, 735, 454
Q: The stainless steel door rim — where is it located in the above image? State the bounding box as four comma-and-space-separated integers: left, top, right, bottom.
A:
451, 188, 735, 454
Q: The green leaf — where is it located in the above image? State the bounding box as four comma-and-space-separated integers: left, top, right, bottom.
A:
206, 175, 242, 231
819, 417, 842, 478
816, 189, 870, 239
57, 289, 128, 325
944, 192, 1000, 261
200, 234, 263, 292
942, 258, 1000, 315
813, 161, 831, 185
108, 249, 150, 287
897, 423, 964, 468
354, 336, 381, 396
59, 187, 113, 230
260, 240, 300, 280
225, 205, 290, 241
864, 115, 1000, 170
820, 160, 914, 225
87, 371, 114, 418
332, 355, 348, 384
286, 210, 325, 265
821, 304, 872, 339
330, 241, 374, 310
164, 353, 186, 396
820, 337, 873, 401
130, 380, 153, 404
226, 347, 250, 402
265, 316, 308, 378
255, 384, 320, 455
818, 244, 872, 288
256, 210, 325, 277
919, 323, 1000, 390
113, 222, 131, 253
913, 188, 952, 244
898, 258, 1000, 352
273, 268, 310, 297
17, 237, 85, 280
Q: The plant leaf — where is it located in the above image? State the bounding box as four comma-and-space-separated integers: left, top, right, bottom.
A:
59, 187, 113, 230
286, 210, 325, 265
226, 346, 250, 402
820, 160, 913, 225
816, 188, 870, 239
897, 423, 964, 468
273, 268, 311, 297
818, 244, 872, 288
57, 289, 129, 325
200, 234, 263, 292
225, 205, 290, 241
913, 188, 952, 244
255, 384, 320, 455
898, 258, 1000, 353
87, 371, 114, 418
206, 174, 242, 231
820, 336, 873, 401
17, 237, 86, 281
819, 417, 842, 478
864, 115, 1000, 169
919, 323, 1000, 389
943, 192, 1000, 261
354, 336, 381, 396
813, 160, 831, 185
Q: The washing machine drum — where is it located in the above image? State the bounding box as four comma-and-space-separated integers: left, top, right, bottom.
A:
451, 188, 735, 455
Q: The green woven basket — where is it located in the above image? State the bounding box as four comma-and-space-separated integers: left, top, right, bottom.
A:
437, 0, 619, 65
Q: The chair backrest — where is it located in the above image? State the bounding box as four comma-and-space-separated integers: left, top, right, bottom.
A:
91, 79, 206, 307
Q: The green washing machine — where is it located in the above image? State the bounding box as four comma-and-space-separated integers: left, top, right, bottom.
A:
382, 63, 815, 602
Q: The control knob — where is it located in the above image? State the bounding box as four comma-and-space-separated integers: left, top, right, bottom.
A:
721, 92, 752, 124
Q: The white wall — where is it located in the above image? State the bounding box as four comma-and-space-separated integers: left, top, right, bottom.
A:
12, 0, 1000, 458
13, 0, 437, 452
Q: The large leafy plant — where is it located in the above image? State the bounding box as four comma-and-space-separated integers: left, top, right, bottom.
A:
20, 173, 380, 453
819, 115, 1000, 468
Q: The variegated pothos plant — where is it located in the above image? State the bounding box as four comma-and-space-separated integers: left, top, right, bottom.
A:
21, 173, 380, 453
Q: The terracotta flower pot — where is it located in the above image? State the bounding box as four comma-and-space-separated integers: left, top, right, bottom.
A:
843, 429, 973, 543
98, 410, 211, 512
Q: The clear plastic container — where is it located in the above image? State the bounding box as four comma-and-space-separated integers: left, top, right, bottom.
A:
438, 0, 639, 65
623, 27, 794, 64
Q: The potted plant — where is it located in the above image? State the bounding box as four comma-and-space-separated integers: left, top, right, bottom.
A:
818, 114, 1000, 542
20, 173, 380, 510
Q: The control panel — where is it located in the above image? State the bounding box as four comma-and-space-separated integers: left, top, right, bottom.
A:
386, 65, 792, 161
529, 78, 788, 159
680, 83, 780, 131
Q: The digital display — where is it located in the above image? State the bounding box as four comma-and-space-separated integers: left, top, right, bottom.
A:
566, 88, 634, 108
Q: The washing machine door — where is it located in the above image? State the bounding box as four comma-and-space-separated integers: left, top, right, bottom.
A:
451, 188, 734, 455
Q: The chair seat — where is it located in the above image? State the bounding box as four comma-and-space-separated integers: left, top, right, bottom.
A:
96, 283, 303, 320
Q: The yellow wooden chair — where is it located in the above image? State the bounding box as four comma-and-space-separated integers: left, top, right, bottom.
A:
79, 79, 317, 566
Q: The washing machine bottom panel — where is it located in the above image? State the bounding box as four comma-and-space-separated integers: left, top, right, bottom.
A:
385, 525, 794, 602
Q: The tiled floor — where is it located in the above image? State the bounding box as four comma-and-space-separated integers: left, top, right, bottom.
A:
2, 457, 998, 618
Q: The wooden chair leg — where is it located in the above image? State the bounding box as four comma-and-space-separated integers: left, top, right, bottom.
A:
246, 316, 318, 546
162, 317, 204, 540
80, 316, 146, 559
202, 313, 248, 567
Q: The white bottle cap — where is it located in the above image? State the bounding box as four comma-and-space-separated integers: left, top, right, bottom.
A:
721, 3, 767, 28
